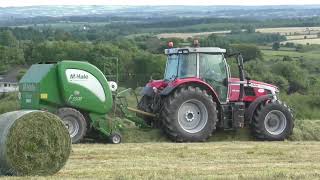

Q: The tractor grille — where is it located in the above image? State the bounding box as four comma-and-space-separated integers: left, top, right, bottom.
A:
244, 87, 255, 96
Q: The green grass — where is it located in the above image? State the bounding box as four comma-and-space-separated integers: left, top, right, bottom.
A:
2, 142, 320, 179
120, 120, 320, 143
0, 93, 19, 114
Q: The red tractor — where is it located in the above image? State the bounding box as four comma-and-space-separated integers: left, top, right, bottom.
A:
138, 41, 294, 142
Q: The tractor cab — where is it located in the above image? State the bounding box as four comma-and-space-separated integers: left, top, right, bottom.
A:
164, 47, 229, 102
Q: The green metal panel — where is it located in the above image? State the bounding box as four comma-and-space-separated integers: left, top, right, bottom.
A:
57, 61, 113, 114
19, 64, 55, 110
20, 64, 55, 83
39, 65, 63, 110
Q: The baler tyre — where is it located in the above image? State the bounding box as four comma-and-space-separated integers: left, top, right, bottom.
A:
57, 108, 87, 144
109, 132, 122, 144
161, 86, 217, 142
251, 100, 294, 141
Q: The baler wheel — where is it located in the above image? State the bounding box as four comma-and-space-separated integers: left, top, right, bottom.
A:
109, 132, 122, 144
57, 108, 87, 144
161, 86, 217, 142
251, 100, 294, 141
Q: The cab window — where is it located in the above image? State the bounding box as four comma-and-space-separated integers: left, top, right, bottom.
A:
199, 53, 228, 102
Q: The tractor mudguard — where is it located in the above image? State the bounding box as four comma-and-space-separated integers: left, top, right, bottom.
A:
245, 94, 273, 123
159, 86, 175, 96
158, 81, 221, 107
141, 86, 154, 97
160, 80, 220, 103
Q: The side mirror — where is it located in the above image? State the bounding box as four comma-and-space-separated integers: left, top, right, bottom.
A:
244, 71, 251, 81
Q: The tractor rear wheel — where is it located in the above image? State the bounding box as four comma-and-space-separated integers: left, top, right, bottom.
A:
161, 86, 217, 142
251, 100, 294, 141
57, 108, 87, 144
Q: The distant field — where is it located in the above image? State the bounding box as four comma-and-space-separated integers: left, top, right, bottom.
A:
156, 26, 320, 40
156, 30, 230, 39
3, 142, 318, 179
256, 27, 320, 35
283, 38, 320, 45
286, 34, 318, 40
262, 49, 320, 60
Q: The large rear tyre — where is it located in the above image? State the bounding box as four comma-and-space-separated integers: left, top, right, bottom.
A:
57, 108, 87, 144
251, 100, 294, 141
161, 86, 217, 142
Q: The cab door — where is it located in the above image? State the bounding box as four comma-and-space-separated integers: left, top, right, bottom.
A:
199, 53, 229, 102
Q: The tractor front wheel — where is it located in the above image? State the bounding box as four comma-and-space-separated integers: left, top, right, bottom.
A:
251, 100, 294, 141
57, 108, 87, 144
161, 86, 217, 142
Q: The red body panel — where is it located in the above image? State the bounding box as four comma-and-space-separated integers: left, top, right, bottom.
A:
146, 77, 278, 103
228, 78, 278, 102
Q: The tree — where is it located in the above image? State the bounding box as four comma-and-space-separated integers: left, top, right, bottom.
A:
0, 30, 17, 47
272, 42, 280, 51
54, 30, 71, 41
284, 42, 295, 48
283, 56, 293, 61
0, 45, 25, 73
271, 61, 307, 94
242, 25, 256, 33
230, 44, 262, 61
296, 44, 303, 52
230, 27, 242, 34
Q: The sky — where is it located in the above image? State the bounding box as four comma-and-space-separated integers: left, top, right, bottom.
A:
1, 0, 320, 7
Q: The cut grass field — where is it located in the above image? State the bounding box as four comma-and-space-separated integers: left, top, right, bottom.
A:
261, 49, 320, 60
2, 142, 319, 179
256, 27, 320, 35
283, 38, 320, 45
155, 26, 320, 39
1, 120, 320, 179
286, 34, 318, 40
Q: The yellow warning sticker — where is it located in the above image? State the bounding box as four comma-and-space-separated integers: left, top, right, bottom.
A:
40, 93, 48, 99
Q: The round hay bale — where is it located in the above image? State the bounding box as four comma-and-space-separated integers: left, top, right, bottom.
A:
0, 110, 71, 176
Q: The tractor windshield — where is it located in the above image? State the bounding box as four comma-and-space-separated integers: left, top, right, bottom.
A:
164, 53, 197, 81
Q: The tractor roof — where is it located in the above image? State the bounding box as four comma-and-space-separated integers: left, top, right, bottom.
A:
165, 47, 226, 55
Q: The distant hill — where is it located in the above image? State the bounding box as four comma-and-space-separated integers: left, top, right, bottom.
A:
1, 5, 320, 25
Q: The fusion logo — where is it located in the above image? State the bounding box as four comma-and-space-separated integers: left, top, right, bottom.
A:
68, 90, 83, 103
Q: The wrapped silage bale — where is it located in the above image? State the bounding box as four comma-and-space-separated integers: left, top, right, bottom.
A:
0, 110, 71, 176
